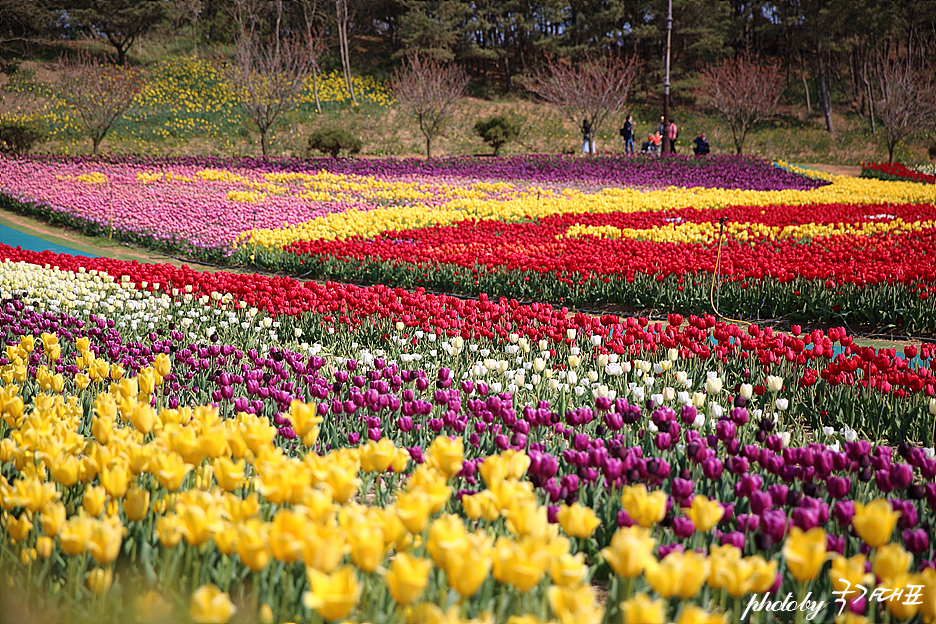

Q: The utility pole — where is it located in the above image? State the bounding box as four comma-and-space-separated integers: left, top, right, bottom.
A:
661, 0, 673, 155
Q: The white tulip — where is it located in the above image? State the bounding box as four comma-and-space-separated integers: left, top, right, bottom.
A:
766, 375, 784, 393
775, 398, 789, 411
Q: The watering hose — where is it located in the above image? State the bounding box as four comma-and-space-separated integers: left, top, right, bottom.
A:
709, 216, 752, 327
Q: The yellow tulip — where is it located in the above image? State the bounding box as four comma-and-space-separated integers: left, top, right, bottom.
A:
289, 399, 323, 440
88, 518, 123, 564
426, 514, 468, 568
236, 519, 271, 571
60, 516, 94, 555
189, 583, 237, 624
129, 402, 155, 435
461, 490, 500, 522
36, 535, 53, 558
492, 536, 550, 592
600, 526, 656, 578
212, 521, 239, 556
442, 534, 492, 598
748, 555, 778, 593
396, 490, 434, 534
645, 550, 710, 599
549, 552, 588, 587
100, 463, 130, 499
830, 554, 874, 595
348, 522, 385, 573
479, 454, 508, 487
425, 435, 463, 478
852, 499, 900, 547
504, 499, 549, 539
154, 453, 191, 491
124, 485, 151, 522
300, 524, 347, 573
556, 502, 601, 538
676, 604, 728, 624
547, 584, 604, 624
155, 514, 185, 548
782, 527, 828, 582
683, 495, 724, 532
873, 543, 912, 583
620, 593, 667, 624
620, 484, 667, 527
919, 567, 935, 623
5, 513, 33, 541
384, 552, 433, 605
360, 437, 396, 472
86, 568, 113, 595
137, 367, 156, 397
886, 573, 923, 620
153, 353, 171, 378
83, 484, 108, 518
303, 565, 361, 623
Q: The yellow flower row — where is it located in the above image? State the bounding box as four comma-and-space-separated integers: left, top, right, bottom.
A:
562, 217, 936, 244
239, 169, 936, 248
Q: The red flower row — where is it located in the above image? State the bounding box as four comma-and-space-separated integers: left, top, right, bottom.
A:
283, 203, 936, 287
2, 243, 933, 399
861, 162, 936, 184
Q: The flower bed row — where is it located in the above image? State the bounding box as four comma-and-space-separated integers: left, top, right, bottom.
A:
861, 162, 936, 185
2, 154, 928, 260
279, 202, 936, 332
1, 251, 935, 623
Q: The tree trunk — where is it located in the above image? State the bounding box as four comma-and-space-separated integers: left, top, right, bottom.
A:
261, 130, 269, 156
92, 136, 101, 154
336, 0, 357, 105
817, 51, 834, 134
311, 66, 322, 114
426, 136, 431, 160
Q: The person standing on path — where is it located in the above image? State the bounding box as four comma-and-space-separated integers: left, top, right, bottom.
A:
620, 115, 634, 155
667, 120, 678, 154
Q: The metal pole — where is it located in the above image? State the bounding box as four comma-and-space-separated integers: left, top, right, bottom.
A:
662, 0, 673, 155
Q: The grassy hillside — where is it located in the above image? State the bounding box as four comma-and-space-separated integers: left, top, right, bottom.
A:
1, 54, 933, 165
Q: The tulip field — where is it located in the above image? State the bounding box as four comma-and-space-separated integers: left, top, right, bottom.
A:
1, 151, 936, 624
1, 154, 935, 330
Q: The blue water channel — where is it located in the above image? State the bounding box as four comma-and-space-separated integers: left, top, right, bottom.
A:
0, 221, 96, 257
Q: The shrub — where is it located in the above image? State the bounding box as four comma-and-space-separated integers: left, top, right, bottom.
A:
306, 127, 362, 159
474, 114, 524, 156
928, 141, 936, 160
0, 120, 45, 154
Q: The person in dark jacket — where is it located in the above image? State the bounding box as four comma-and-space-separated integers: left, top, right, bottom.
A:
692, 132, 710, 156
620, 115, 634, 155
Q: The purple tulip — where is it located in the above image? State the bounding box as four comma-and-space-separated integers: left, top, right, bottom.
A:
903, 529, 930, 554
827, 475, 851, 499
719, 531, 745, 549
673, 517, 695, 538
702, 458, 723, 480
832, 500, 855, 527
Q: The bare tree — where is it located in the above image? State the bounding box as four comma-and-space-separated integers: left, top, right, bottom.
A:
390, 55, 468, 159
57, 54, 144, 154
169, 0, 204, 57
335, 0, 357, 105
874, 57, 936, 162
222, 33, 317, 156
300, 0, 324, 114
696, 56, 782, 155
521, 54, 641, 155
